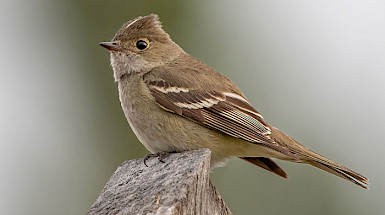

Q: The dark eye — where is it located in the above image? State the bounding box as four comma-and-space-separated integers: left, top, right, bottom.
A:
136, 40, 148, 50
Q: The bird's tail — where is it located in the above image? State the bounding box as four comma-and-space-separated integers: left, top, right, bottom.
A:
307, 159, 369, 189
270, 126, 370, 189
297, 148, 370, 189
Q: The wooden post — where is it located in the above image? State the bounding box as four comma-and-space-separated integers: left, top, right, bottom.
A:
88, 149, 232, 215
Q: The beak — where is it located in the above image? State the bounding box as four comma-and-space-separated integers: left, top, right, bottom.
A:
99, 42, 124, 51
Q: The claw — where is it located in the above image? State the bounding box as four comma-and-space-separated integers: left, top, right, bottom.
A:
143, 153, 158, 167
143, 151, 175, 167
157, 152, 169, 163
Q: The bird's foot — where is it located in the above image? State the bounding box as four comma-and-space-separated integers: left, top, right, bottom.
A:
143, 151, 175, 167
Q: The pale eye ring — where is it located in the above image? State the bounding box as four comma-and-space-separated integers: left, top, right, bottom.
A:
136, 39, 149, 50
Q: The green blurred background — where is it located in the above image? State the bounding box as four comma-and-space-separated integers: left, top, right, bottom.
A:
1, 0, 384, 214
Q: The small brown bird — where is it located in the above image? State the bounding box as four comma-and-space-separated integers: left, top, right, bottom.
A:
100, 14, 369, 189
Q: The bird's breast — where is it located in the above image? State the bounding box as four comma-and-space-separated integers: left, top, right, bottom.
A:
116, 73, 256, 165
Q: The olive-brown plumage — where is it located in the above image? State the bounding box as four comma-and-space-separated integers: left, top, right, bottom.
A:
100, 14, 369, 189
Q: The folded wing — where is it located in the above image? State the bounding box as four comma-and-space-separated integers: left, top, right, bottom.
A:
145, 78, 295, 159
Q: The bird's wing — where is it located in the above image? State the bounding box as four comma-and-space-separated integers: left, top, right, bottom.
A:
240, 157, 287, 178
143, 66, 296, 158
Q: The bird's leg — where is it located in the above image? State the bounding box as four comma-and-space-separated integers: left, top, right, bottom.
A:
143, 151, 176, 167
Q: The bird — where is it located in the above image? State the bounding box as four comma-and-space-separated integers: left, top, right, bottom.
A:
99, 14, 369, 189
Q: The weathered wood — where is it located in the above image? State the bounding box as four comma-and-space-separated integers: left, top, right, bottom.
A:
88, 149, 232, 215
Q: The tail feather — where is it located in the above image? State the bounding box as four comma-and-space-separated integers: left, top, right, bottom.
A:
308, 160, 370, 189
269, 126, 369, 189
294, 148, 370, 189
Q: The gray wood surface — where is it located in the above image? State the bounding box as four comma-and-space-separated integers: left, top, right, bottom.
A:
88, 149, 232, 215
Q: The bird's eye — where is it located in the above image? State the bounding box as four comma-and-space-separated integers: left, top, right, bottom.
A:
136, 40, 148, 50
